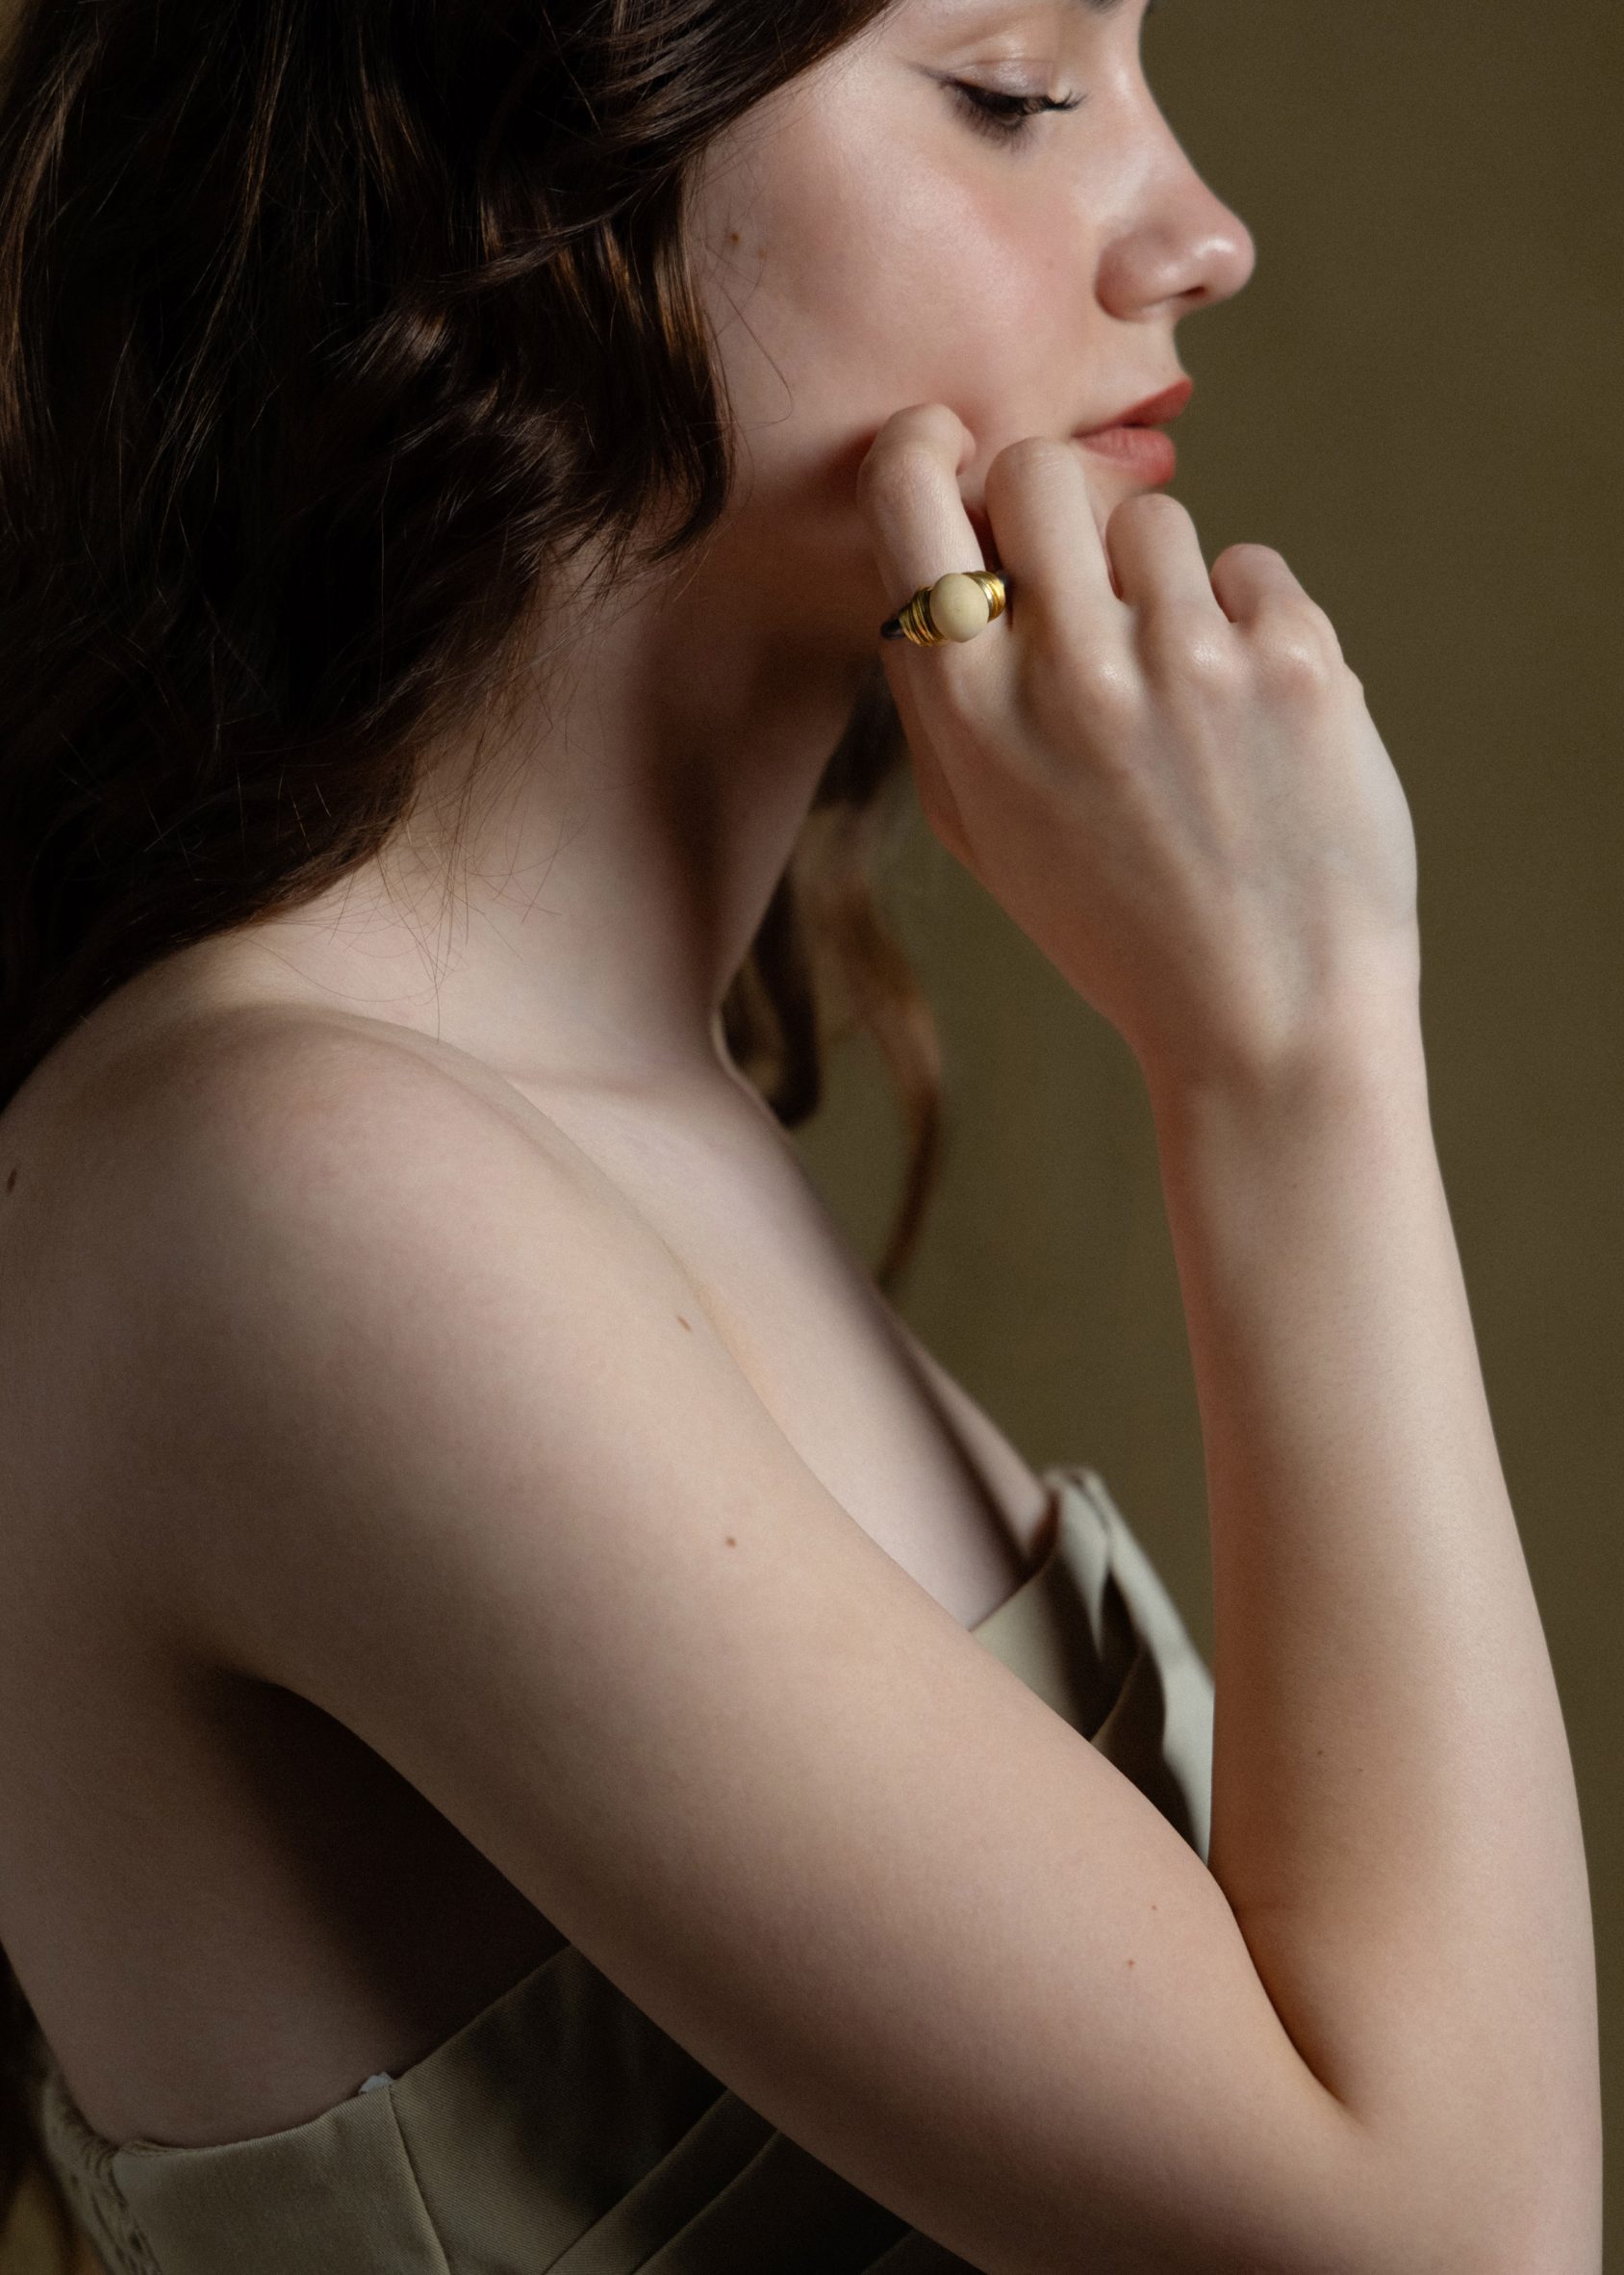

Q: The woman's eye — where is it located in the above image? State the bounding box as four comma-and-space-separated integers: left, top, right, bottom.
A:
950, 82, 1086, 142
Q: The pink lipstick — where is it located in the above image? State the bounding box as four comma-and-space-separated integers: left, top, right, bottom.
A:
1076, 377, 1193, 486
1080, 425, 1179, 482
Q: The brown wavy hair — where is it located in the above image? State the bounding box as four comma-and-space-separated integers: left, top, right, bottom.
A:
0, 0, 944, 2254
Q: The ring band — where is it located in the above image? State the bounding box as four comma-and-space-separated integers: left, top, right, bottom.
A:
880, 569, 1008, 648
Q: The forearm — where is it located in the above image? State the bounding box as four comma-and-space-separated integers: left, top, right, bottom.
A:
1148, 1013, 1601, 2265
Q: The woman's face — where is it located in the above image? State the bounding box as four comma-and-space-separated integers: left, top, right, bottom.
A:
686, 0, 1256, 643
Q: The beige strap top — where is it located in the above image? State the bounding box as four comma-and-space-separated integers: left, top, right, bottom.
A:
31, 1464, 1214, 2275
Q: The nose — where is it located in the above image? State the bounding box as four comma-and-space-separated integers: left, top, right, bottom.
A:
1096, 121, 1256, 320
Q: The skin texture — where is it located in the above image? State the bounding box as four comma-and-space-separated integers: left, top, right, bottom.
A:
228, 0, 1255, 1086
0, 0, 1265, 2160
0, 3, 1600, 2264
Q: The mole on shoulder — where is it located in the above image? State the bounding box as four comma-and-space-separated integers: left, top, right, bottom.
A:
675, 1314, 693, 1332
724, 1535, 737, 1547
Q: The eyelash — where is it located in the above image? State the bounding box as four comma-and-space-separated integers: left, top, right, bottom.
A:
952, 0, 1162, 142
951, 82, 1086, 142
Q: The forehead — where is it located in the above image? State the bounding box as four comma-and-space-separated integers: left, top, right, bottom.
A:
816, 0, 1136, 87
889, 0, 1133, 38
925, 0, 1131, 18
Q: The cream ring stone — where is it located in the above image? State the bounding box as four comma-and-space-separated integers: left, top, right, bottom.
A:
928, 572, 993, 643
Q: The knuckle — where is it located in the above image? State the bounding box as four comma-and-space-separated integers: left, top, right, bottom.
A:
1281, 591, 1339, 643
1141, 601, 1239, 683
1252, 613, 1341, 692
1050, 642, 1139, 725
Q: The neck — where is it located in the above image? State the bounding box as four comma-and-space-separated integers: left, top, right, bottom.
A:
237, 520, 883, 1091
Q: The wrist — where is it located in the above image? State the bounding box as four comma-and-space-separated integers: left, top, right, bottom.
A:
1141, 991, 1430, 1154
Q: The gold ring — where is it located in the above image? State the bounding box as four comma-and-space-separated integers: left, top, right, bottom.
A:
880, 569, 1008, 648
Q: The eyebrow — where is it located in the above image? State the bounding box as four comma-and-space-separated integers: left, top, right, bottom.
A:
930, 0, 1145, 30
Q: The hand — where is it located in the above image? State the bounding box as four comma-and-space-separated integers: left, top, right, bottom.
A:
856, 404, 1421, 1097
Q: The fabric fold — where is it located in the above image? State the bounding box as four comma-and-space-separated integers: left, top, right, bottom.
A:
32, 1461, 1214, 2273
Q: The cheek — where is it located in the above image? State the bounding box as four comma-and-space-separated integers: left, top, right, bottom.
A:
699, 97, 1077, 462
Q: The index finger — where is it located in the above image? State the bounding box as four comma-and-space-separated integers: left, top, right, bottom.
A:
855, 405, 998, 645
852, 405, 995, 867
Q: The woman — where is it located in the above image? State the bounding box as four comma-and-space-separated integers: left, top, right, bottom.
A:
0, 0, 1602, 2266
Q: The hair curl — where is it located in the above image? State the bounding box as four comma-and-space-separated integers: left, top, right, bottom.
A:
0, 0, 944, 2252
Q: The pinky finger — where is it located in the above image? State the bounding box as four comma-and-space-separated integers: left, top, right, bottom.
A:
1209, 544, 1350, 679
1208, 541, 1322, 626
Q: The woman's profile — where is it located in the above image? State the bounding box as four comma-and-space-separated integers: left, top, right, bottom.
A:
0, 0, 1603, 2268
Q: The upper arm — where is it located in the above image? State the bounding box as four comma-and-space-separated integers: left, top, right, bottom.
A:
83, 1018, 1418, 2275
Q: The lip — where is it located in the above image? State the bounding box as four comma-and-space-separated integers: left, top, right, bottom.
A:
1075, 376, 1192, 485
1080, 377, 1195, 433
1080, 425, 1179, 483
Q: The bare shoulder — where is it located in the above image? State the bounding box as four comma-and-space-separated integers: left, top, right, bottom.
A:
0, 996, 698, 1569
68, 980, 695, 1289
1, 992, 632, 1230
0, 998, 1397, 2273
0, 993, 679, 1316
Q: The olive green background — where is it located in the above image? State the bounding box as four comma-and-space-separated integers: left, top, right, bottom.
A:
796, 0, 1622, 2242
